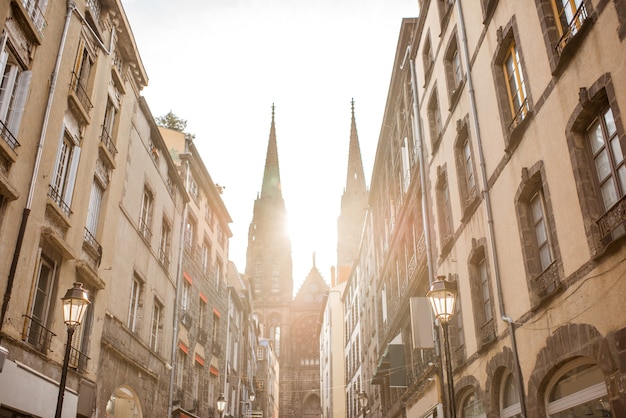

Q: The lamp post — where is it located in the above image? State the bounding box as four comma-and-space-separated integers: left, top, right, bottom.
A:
55, 282, 90, 418
427, 276, 458, 418
217, 393, 226, 418
358, 391, 369, 417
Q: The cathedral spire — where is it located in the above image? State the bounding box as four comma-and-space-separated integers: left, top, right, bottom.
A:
261, 103, 282, 199
345, 98, 366, 194
336, 99, 368, 285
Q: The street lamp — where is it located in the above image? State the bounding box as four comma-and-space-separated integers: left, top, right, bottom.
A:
358, 391, 369, 417
427, 276, 458, 418
55, 282, 90, 418
216, 393, 226, 417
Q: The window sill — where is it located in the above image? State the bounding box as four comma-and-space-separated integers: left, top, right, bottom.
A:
505, 109, 533, 154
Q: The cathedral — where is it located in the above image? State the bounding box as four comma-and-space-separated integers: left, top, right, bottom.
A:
245, 102, 367, 417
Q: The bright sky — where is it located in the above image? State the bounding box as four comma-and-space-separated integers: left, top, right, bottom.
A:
120, 0, 418, 294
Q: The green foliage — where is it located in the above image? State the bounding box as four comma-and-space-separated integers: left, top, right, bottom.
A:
156, 110, 188, 132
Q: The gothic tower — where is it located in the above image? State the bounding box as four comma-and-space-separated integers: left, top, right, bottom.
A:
245, 104, 293, 359
336, 99, 368, 285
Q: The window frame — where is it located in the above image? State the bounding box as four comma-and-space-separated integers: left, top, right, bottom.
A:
128, 276, 142, 332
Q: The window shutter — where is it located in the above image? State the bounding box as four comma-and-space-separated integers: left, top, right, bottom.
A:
86, 180, 103, 234
64, 146, 81, 206
7, 70, 32, 136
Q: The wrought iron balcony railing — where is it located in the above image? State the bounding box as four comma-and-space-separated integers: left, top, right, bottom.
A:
70, 72, 93, 113
48, 185, 72, 216
556, 2, 589, 55
23, 314, 55, 353
0, 119, 20, 152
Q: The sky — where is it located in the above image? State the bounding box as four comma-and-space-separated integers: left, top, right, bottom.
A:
120, 0, 419, 294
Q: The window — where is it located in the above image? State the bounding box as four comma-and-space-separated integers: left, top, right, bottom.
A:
205, 204, 214, 228
535, 0, 591, 72
530, 191, 553, 271
422, 34, 434, 84
460, 389, 486, 418
545, 360, 608, 417
588, 107, 625, 213
503, 41, 528, 131
50, 129, 80, 216
212, 312, 220, 344
86, 179, 103, 236
515, 162, 561, 302
0, 33, 31, 143
71, 46, 94, 112
182, 281, 190, 312
189, 175, 198, 202
27, 255, 57, 352
185, 217, 196, 249
139, 186, 153, 242
454, 122, 478, 216
445, 35, 463, 101
176, 349, 186, 389
257, 346, 265, 360
150, 300, 162, 351
436, 167, 454, 252
492, 21, 532, 149
215, 259, 223, 289
198, 297, 207, 330
500, 371, 522, 418
202, 239, 211, 274
428, 90, 443, 148
101, 99, 118, 155
566, 78, 626, 254
128, 276, 142, 332
468, 242, 496, 346
159, 219, 171, 268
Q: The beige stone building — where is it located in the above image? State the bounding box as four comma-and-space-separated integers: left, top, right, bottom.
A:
0, 1, 188, 416
348, 1, 626, 417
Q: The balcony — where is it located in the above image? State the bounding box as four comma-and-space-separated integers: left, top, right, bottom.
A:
139, 219, 152, 243
19, 0, 46, 38
99, 125, 118, 166
597, 195, 626, 247
69, 72, 93, 123
23, 314, 55, 353
181, 310, 192, 328
0, 119, 20, 154
555, 2, 589, 56
531, 261, 560, 299
83, 227, 102, 267
48, 184, 72, 217
159, 248, 170, 269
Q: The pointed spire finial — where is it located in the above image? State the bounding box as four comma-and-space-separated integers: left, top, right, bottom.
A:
271, 103, 275, 119
351, 98, 355, 115
313, 252, 316, 268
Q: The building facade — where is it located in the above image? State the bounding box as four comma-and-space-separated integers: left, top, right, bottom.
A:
160, 126, 234, 418
348, 1, 626, 417
0, 0, 191, 416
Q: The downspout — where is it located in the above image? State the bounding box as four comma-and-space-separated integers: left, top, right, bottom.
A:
167, 152, 191, 418
402, 44, 446, 417
223, 288, 232, 413
452, 0, 527, 415
0, 0, 76, 331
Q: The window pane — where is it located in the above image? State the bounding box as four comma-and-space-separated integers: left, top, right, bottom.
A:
588, 121, 604, 154
550, 363, 604, 401
600, 179, 618, 209
604, 108, 616, 136
503, 373, 519, 408
594, 149, 611, 182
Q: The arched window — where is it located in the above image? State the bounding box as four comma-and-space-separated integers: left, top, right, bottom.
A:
459, 389, 485, 418
545, 359, 609, 417
500, 371, 521, 418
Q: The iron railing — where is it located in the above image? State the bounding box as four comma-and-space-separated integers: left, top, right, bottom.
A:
0, 119, 20, 152
70, 72, 93, 112
556, 2, 589, 55
23, 315, 55, 353
48, 185, 72, 216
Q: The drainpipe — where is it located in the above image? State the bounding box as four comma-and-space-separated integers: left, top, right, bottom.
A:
402, 44, 446, 417
451, 0, 527, 415
167, 151, 191, 418
0, 0, 76, 331
223, 287, 232, 413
